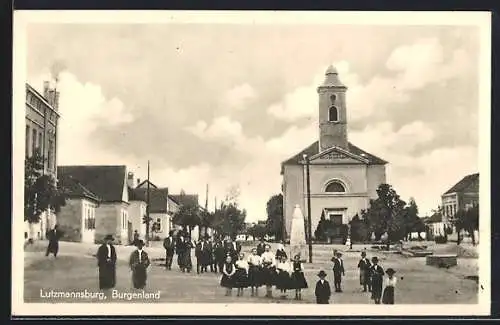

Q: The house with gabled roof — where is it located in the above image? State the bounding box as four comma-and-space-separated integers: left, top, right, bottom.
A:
56, 175, 101, 243
57, 165, 131, 244
441, 172, 479, 235
281, 66, 388, 241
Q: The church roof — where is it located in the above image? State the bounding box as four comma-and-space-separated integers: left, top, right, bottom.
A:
280, 141, 387, 173
318, 65, 346, 89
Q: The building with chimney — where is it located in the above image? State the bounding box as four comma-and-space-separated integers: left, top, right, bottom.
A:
24, 81, 61, 240
281, 66, 388, 241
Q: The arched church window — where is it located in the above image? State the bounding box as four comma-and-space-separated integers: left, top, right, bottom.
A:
325, 181, 346, 193
329, 106, 339, 122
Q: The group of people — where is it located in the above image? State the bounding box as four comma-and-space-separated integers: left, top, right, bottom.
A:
356, 251, 397, 304
162, 231, 243, 274
97, 234, 151, 291
219, 242, 309, 300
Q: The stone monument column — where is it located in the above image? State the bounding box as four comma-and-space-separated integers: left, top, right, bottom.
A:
290, 204, 307, 260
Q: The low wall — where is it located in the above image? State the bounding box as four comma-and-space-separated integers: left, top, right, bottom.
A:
426, 254, 457, 268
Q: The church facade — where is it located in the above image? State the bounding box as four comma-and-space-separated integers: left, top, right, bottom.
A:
281, 65, 388, 240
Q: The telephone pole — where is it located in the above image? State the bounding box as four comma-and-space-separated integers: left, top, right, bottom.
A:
146, 160, 151, 247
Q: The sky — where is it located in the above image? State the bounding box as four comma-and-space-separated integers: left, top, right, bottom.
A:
26, 23, 480, 222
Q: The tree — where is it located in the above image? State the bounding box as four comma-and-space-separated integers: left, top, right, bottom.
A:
172, 192, 201, 237
265, 194, 284, 241
248, 223, 267, 241
314, 211, 328, 241
363, 184, 407, 249
455, 204, 479, 246
216, 202, 247, 240
24, 150, 66, 227
349, 213, 369, 243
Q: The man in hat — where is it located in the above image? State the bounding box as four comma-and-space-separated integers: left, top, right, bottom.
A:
96, 235, 117, 291
315, 270, 332, 304
332, 251, 345, 292
129, 240, 151, 289
195, 237, 206, 274
370, 256, 385, 304
163, 231, 176, 270
357, 251, 372, 292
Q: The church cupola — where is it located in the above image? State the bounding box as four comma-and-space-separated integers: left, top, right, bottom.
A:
317, 65, 348, 151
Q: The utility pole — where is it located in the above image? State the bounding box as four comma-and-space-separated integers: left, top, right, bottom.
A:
303, 154, 313, 263
146, 160, 151, 247
204, 184, 209, 237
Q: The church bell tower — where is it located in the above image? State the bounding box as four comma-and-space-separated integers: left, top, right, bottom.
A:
317, 65, 348, 152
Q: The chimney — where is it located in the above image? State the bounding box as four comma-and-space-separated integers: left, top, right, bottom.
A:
54, 91, 60, 110
47, 90, 55, 107
127, 172, 134, 188
137, 178, 141, 187
43, 81, 50, 99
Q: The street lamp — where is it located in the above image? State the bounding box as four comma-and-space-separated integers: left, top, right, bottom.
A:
302, 154, 313, 263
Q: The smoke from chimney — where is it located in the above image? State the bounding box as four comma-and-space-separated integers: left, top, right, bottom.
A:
50, 60, 67, 82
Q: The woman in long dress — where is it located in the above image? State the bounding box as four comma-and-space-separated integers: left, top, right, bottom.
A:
275, 255, 293, 299
261, 244, 276, 298
290, 254, 308, 300
247, 247, 263, 296
220, 255, 236, 296
234, 253, 249, 297
382, 268, 397, 304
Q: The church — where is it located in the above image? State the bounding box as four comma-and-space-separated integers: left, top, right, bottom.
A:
281, 65, 388, 241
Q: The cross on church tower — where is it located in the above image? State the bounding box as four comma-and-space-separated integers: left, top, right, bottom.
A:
317, 65, 348, 152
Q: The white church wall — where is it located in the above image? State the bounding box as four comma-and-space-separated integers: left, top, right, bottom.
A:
309, 164, 368, 194
366, 165, 387, 198
309, 195, 370, 232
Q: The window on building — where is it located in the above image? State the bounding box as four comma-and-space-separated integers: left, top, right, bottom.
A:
330, 94, 337, 103
328, 106, 338, 122
25, 125, 30, 157
156, 218, 162, 232
30, 94, 37, 106
84, 204, 96, 230
47, 139, 54, 171
325, 181, 346, 193
32, 129, 37, 155
38, 131, 43, 150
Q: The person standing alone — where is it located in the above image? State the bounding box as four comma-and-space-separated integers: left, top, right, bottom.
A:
332, 251, 345, 292
45, 225, 62, 258
129, 240, 151, 289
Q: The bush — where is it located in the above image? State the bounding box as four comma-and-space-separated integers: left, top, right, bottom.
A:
435, 236, 448, 244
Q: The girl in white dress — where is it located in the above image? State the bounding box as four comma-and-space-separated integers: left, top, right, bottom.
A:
275, 255, 293, 298
261, 244, 276, 298
247, 248, 263, 296
382, 268, 397, 304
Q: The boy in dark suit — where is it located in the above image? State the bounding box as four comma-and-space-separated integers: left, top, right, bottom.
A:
163, 231, 175, 270
357, 251, 372, 292
331, 251, 345, 292
315, 270, 332, 304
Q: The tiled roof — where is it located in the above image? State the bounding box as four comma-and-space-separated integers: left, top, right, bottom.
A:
57, 165, 127, 203
136, 179, 158, 189
129, 187, 172, 214
170, 194, 200, 207
443, 173, 479, 195
58, 175, 101, 202
281, 141, 387, 173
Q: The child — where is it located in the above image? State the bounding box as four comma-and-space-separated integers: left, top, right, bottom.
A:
247, 248, 263, 296
275, 243, 287, 261
234, 253, 249, 297
261, 244, 276, 298
220, 254, 236, 296
290, 254, 308, 300
382, 268, 397, 304
275, 255, 292, 298
315, 270, 331, 304
370, 256, 385, 304
331, 251, 345, 292
357, 251, 372, 292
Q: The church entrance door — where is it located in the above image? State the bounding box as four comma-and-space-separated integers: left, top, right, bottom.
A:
327, 212, 347, 244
